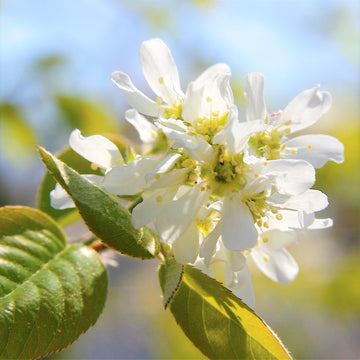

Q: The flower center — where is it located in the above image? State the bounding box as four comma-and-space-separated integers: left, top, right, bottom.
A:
193, 112, 228, 143
161, 103, 183, 120
249, 128, 286, 160
200, 146, 248, 197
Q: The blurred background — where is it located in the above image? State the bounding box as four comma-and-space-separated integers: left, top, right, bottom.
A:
0, 0, 359, 358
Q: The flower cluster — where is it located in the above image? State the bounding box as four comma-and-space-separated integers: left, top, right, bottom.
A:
51, 39, 344, 307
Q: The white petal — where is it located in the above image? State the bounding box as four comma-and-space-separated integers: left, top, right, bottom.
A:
50, 184, 74, 210
158, 123, 215, 163
147, 168, 189, 190
193, 63, 231, 87
251, 247, 299, 285
214, 112, 267, 155
69, 129, 123, 169
145, 153, 181, 183
125, 109, 158, 144
267, 209, 301, 230
221, 196, 258, 251
264, 159, 315, 195
280, 189, 328, 213
227, 250, 247, 272
103, 158, 157, 195
283, 134, 344, 168
307, 217, 333, 229
111, 71, 159, 116
279, 86, 332, 133
155, 186, 210, 245
228, 265, 255, 308
172, 220, 199, 264
199, 220, 223, 265
139, 39, 183, 106
131, 186, 178, 229
244, 72, 267, 122
202, 72, 233, 117
156, 117, 188, 132
260, 229, 297, 250
182, 81, 205, 125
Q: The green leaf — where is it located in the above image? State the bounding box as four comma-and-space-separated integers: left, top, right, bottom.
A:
159, 260, 292, 360
0, 206, 107, 359
36, 135, 134, 227
159, 259, 184, 309
55, 95, 119, 134
36, 147, 102, 227
37, 146, 160, 259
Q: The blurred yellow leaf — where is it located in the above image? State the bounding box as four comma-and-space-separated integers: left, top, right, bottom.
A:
55, 95, 119, 135
0, 103, 37, 164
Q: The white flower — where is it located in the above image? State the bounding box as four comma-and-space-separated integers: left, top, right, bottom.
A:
50, 129, 123, 209
244, 72, 344, 168
112, 38, 231, 120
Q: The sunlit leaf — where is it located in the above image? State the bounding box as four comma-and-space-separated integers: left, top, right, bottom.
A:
37, 146, 160, 259
0, 206, 107, 359
159, 259, 292, 360
55, 95, 119, 134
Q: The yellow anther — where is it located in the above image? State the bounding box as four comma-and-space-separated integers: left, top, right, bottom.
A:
158, 77, 164, 84
155, 174, 161, 180
307, 144, 312, 149
256, 220, 262, 227
255, 174, 260, 179
156, 96, 163, 105
263, 222, 269, 229
262, 237, 269, 243
281, 144, 287, 151
284, 128, 291, 134
284, 120, 292, 125
188, 173, 197, 181
90, 163, 98, 171
263, 255, 269, 263
290, 149, 297, 155
263, 161, 268, 166
271, 208, 278, 214
276, 214, 283, 221
181, 159, 193, 168
155, 196, 163, 203
206, 96, 212, 102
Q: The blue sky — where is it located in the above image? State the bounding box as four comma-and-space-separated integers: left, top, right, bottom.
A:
1, 0, 358, 106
